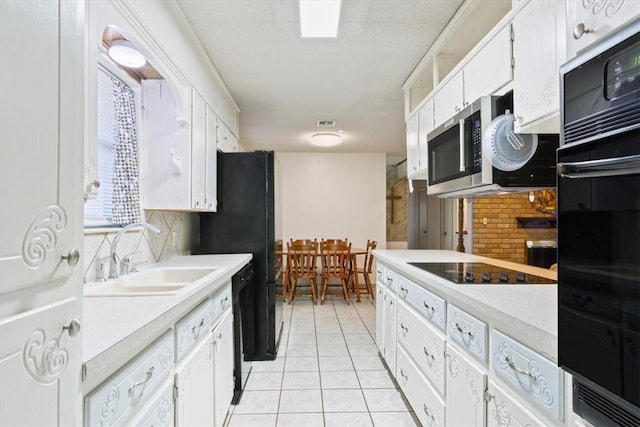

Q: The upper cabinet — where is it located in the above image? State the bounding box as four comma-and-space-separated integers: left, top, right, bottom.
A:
566, 0, 640, 59
432, 23, 513, 129
512, 0, 566, 133
216, 116, 239, 153
406, 99, 433, 180
463, 25, 513, 106
143, 84, 218, 212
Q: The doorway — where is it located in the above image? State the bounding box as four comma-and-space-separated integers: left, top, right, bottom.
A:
408, 181, 455, 250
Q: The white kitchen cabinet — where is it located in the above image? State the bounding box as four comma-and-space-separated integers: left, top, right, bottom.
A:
0, 0, 84, 425
417, 99, 433, 172
174, 330, 215, 427
1, 299, 80, 426
205, 106, 219, 210
445, 343, 487, 427
566, 0, 640, 59
432, 23, 513, 129
406, 112, 420, 178
397, 346, 446, 427
191, 89, 207, 210
383, 287, 397, 375
216, 117, 239, 152
212, 310, 234, 427
433, 71, 465, 128
406, 99, 433, 180
464, 25, 513, 107
375, 265, 386, 353
486, 380, 545, 427
512, 0, 567, 133
142, 84, 217, 211
128, 380, 175, 427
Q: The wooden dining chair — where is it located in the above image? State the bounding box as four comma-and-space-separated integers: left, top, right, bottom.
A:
319, 241, 352, 305
287, 242, 319, 304
282, 239, 317, 299
321, 238, 348, 246
353, 240, 377, 300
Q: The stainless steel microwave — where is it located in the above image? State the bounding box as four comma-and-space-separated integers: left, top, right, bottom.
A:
426, 92, 558, 197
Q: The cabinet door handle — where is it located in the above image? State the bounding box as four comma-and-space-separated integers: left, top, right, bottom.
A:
61, 249, 80, 267
129, 366, 154, 396
62, 319, 81, 337
400, 323, 408, 334
399, 368, 408, 380
573, 23, 592, 40
423, 404, 435, 421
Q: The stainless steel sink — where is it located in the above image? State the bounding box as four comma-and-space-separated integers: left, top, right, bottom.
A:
84, 266, 223, 297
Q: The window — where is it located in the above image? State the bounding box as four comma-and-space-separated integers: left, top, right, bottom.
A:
84, 64, 141, 227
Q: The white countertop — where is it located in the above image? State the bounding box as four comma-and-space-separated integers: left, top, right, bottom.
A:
82, 254, 251, 392
373, 250, 558, 362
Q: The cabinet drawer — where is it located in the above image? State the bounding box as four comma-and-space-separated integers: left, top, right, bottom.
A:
375, 263, 386, 285
491, 329, 564, 422
211, 283, 232, 326
447, 304, 487, 363
397, 274, 446, 331
397, 300, 446, 396
129, 380, 174, 427
397, 346, 445, 427
175, 298, 213, 361
84, 331, 174, 427
384, 267, 398, 293
486, 380, 545, 427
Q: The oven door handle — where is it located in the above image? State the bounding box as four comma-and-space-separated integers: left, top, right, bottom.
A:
558, 154, 640, 179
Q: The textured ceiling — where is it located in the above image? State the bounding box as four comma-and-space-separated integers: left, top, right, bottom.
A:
177, 0, 464, 160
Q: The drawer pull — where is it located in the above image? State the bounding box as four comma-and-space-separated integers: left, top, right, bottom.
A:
423, 347, 435, 362
192, 318, 205, 336
423, 404, 436, 421
399, 368, 408, 380
386, 276, 393, 283
220, 296, 229, 308
505, 356, 537, 381
399, 286, 408, 296
455, 322, 473, 337
400, 323, 408, 334
129, 366, 154, 396
423, 301, 435, 313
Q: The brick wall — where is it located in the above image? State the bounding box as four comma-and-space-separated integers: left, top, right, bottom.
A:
473, 193, 556, 264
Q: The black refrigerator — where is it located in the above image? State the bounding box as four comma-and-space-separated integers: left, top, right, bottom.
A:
191, 151, 283, 361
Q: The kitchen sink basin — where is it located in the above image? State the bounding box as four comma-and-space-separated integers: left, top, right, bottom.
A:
84, 266, 223, 297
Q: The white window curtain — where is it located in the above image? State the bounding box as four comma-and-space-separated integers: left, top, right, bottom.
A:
110, 76, 142, 225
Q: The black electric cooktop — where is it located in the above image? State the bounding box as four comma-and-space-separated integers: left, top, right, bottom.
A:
408, 262, 556, 285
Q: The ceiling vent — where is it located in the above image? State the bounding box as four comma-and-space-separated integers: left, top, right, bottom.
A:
316, 119, 336, 127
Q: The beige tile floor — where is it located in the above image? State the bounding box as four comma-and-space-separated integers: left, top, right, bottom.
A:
224, 295, 419, 427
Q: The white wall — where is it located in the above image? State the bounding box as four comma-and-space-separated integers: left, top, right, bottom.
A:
276, 153, 386, 250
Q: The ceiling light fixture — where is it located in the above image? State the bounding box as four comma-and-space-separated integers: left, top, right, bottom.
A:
309, 132, 342, 147
299, 0, 341, 38
108, 39, 146, 68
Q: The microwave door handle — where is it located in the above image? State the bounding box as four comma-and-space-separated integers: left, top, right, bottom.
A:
459, 119, 465, 172
558, 154, 640, 179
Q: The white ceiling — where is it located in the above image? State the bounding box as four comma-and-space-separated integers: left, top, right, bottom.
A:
177, 0, 465, 161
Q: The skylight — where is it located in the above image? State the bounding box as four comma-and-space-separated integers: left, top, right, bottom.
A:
299, 0, 341, 38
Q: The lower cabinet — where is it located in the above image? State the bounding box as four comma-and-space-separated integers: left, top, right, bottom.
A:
378, 264, 566, 427
445, 343, 487, 427
174, 331, 215, 427
397, 346, 445, 427
486, 380, 545, 427
212, 310, 234, 427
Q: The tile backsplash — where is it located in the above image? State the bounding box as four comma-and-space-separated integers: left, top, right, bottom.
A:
82, 210, 191, 283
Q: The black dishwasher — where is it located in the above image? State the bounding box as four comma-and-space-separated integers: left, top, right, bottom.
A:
231, 262, 254, 404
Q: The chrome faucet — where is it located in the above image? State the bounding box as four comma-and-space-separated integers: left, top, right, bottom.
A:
109, 222, 161, 279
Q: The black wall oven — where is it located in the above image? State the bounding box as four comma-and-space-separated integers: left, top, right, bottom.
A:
558, 18, 640, 427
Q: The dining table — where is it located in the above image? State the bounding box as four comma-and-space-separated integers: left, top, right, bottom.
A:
275, 244, 369, 303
